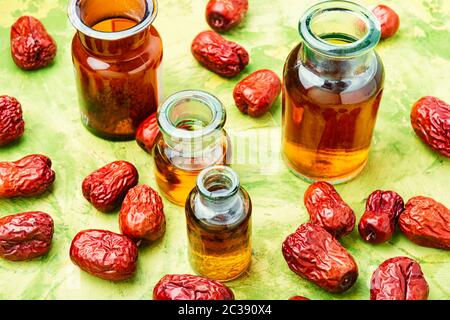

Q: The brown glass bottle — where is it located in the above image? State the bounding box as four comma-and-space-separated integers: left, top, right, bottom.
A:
185, 166, 252, 282
282, 1, 384, 183
69, 0, 163, 140
154, 90, 232, 206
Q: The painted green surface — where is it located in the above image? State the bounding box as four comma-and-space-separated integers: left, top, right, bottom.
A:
0, 0, 449, 300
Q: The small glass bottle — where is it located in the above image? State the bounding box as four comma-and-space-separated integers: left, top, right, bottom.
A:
282, 0, 384, 183
154, 90, 232, 206
185, 166, 252, 282
68, 0, 163, 140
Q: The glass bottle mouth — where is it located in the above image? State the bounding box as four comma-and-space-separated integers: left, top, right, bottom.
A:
68, 0, 158, 40
197, 166, 240, 201
157, 90, 226, 143
299, 0, 381, 58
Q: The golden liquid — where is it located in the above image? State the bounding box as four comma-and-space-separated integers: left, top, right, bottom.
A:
282, 41, 384, 183
153, 133, 231, 206
92, 17, 138, 32
186, 190, 252, 282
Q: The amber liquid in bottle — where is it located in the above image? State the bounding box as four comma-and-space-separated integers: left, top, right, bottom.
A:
185, 166, 252, 282
282, 36, 384, 182
92, 17, 138, 32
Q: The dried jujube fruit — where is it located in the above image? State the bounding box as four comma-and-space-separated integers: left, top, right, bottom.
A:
153, 274, 235, 300
10, 16, 57, 70
135, 113, 160, 153
191, 30, 249, 78
370, 256, 429, 300
119, 184, 166, 243
372, 5, 400, 39
0, 154, 55, 198
358, 190, 404, 244
82, 161, 139, 212
289, 296, 310, 300
206, 0, 249, 33
0, 211, 54, 261
0, 96, 25, 146
398, 196, 450, 250
304, 181, 355, 238
282, 222, 358, 293
70, 229, 138, 281
233, 69, 281, 117
410, 96, 450, 157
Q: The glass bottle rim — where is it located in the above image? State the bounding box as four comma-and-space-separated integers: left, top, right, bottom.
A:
157, 90, 226, 141
299, 0, 381, 58
197, 166, 240, 201
68, 0, 158, 40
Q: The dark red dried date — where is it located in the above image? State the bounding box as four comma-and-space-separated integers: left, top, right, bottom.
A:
136, 113, 160, 154
0, 96, 25, 146
153, 274, 235, 300
304, 182, 355, 238
372, 5, 400, 39
70, 229, 138, 281
0, 211, 54, 261
119, 184, 166, 243
206, 0, 249, 32
370, 256, 429, 300
10, 16, 57, 70
233, 69, 281, 117
0, 154, 55, 198
358, 190, 404, 244
191, 30, 249, 78
82, 161, 139, 212
398, 196, 450, 250
410, 96, 450, 157
282, 222, 358, 293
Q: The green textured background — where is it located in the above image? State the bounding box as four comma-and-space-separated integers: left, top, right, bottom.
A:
0, 0, 449, 300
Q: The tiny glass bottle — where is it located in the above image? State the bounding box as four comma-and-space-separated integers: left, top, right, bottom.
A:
282, 0, 384, 183
154, 90, 231, 206
185, 166, 252, 281
68, 0, 163, 140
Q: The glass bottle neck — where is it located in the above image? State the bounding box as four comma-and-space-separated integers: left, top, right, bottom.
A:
77, 29, 148, 55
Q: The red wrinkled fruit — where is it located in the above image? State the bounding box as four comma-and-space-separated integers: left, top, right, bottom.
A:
0, 154, 55, 198
410, 96, 450, 157
282, 223, 358, 293
70, 229, 138, 281
191, 30, 249, 78
0, 211, 53, 261
0, 96, 25, 146
153, 274, 235, 300
119, 184, 166, 243
304, 182, 355, 238
358, 190, 404, 244
398, 196, 450, 250
372, 5, 400, 39
206, 0, 249, 32
370, 256, 429, 300
10, 16, 57, 70
289, 296, 310, 300
82, 161, 139, 212
233, 69, 281, 117
136, 113, 159, 153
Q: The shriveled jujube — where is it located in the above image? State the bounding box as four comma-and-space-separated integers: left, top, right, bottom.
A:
135, 113, 159, 154
82, 161, 139, 212
398, 196, 450, 250
0, 154, 55, 198
282, 222, 358, 293
0, 211, 54, 261
206, 0, 249, 32
370, 256, 429, 300
153, 274, 235, 300
70, 229, 138, 281
0, 96, 25, 146
304, 181, 355, 238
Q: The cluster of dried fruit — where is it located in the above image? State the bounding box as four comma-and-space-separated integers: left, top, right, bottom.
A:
282, 181, 449, 300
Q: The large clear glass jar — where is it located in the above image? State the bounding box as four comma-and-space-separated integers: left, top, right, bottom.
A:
68, 0, 163, 140
185, 166, 252, 282
154, 90, 232, 206
282, 0, 384, 183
